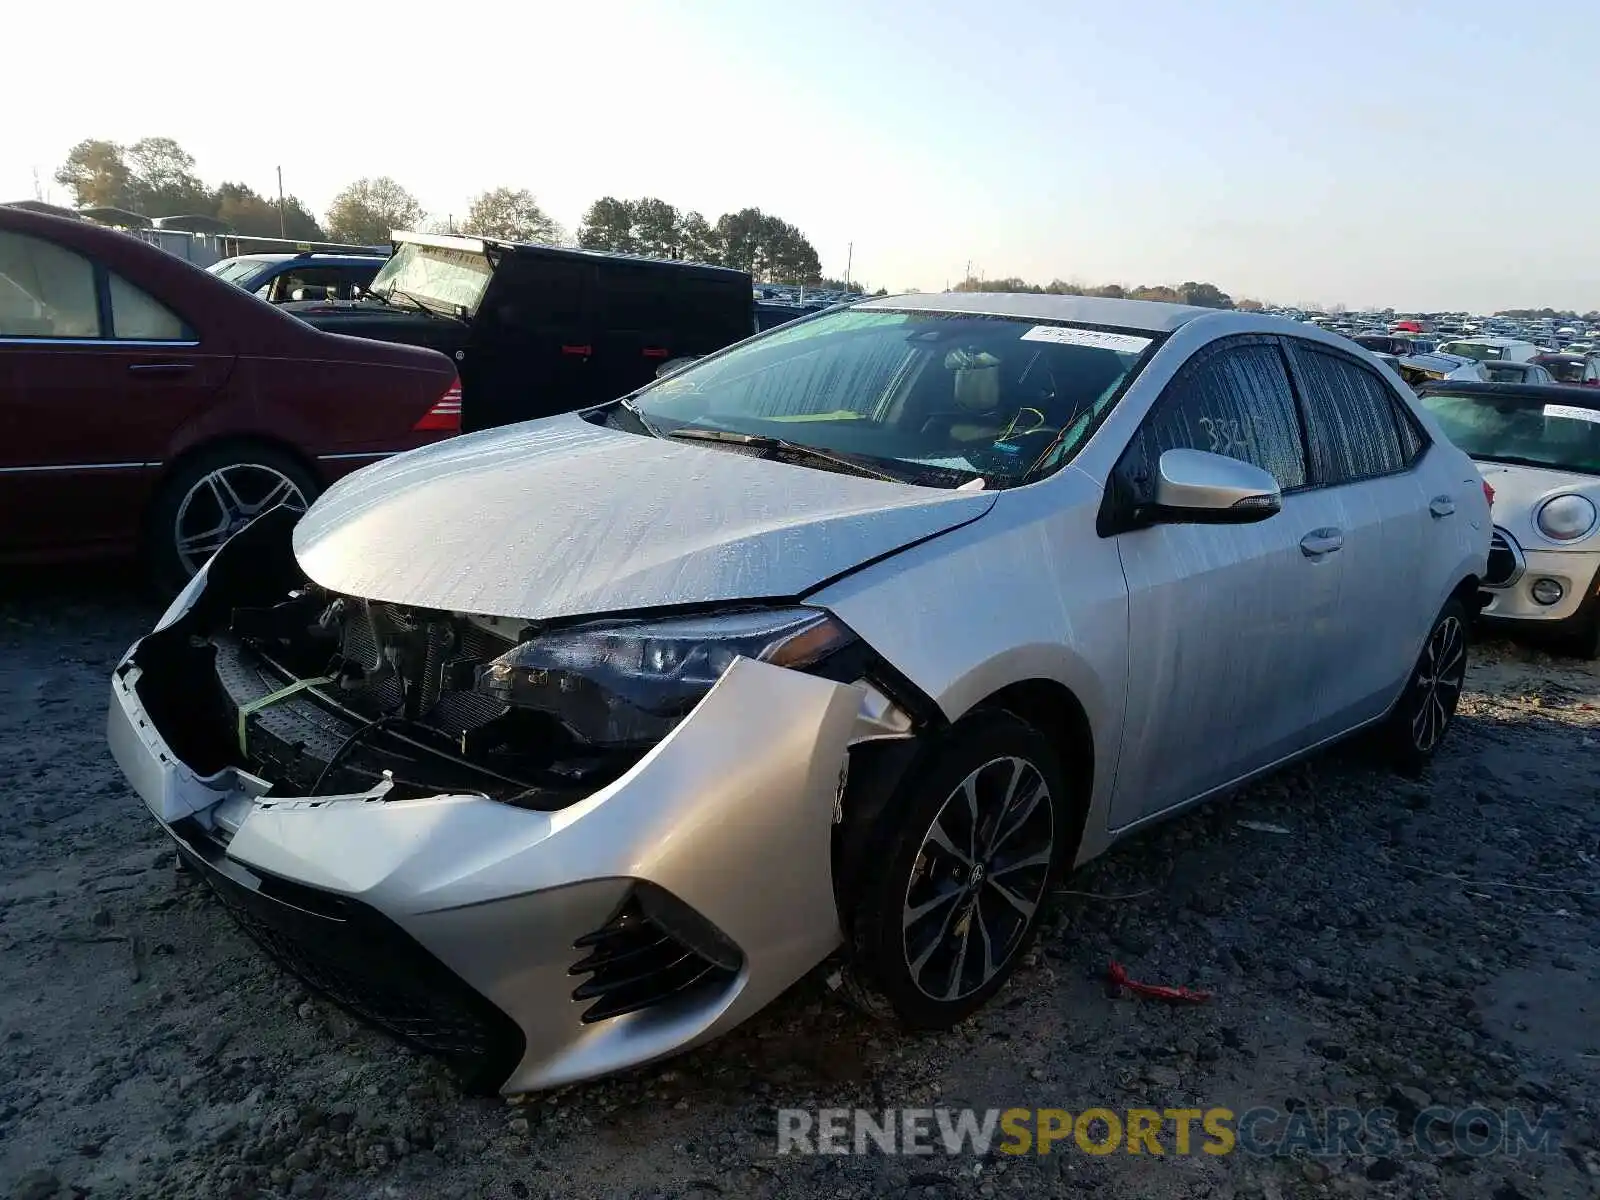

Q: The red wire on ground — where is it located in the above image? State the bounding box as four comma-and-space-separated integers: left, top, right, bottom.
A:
1106, 960, 1212, 1004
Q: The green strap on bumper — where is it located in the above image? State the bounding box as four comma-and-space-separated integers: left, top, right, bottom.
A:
236, 674, 337, 756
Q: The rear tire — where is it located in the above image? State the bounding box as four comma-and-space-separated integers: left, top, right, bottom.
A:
1385, 597, 1470, 777
144, 444, 318, 596
838, 712, 1069, 1028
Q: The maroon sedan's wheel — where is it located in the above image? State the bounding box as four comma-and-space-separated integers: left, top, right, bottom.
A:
145, 445, 318, 593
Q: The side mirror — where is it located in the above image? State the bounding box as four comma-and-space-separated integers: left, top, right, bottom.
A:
1151, 448, 1281, 524
656, 356, 700, 379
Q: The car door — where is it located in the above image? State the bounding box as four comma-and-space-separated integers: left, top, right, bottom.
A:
0, 228, 233, 558
1281, 339, 1436, 732
1108, 336, 1347, 826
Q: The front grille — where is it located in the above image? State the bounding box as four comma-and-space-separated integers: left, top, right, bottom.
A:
175, 823, 524, 1093
570, 896, 739, 1024
1486, 528, 1524, 587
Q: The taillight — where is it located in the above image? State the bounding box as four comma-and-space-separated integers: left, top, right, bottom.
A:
1482, 479, 1495, 506
414, 376, 462, 432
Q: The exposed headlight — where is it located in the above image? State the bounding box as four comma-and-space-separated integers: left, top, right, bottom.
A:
477, 608, 855, 746
1535, 494, 1598, 541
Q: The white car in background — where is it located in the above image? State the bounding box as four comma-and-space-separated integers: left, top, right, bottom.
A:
1419, 379, 1600, 656
1437, 337, 1543, 364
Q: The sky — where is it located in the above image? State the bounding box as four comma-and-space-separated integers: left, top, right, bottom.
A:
3, 0, 1595, 312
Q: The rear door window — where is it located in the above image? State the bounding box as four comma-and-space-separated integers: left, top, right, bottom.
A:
1285, 342, 1407, 484
0, 231, 101, 338
1117, 336, 1309, 498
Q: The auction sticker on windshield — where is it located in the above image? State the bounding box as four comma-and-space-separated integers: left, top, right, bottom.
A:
1544, 403, 1600, 425
1019, 327, 1153, 354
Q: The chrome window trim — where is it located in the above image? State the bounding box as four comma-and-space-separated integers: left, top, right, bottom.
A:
0, 337, 201, 348
0, 461, 154, 474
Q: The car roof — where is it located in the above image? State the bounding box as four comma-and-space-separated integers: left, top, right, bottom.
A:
390, 229, 749, 282
1439, 335, 1533, 346
853, 291, 1221, 333
1533, 353, 1586, 362
1420, 380, 1600, 407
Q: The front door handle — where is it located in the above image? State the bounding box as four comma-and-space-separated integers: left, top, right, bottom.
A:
1429, 495, 1456, 518
1300, 528, 1344, 557
128, 361, 195, 375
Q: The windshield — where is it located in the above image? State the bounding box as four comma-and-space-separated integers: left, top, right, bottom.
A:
367, 242, 491, 314
1420, 389, 1600, 474
625, 308, 1156, 487
210, 257, 270, 285
1438, 340, 1511, 361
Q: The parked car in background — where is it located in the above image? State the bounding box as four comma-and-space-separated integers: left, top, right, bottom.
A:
1532, 353, 1600, 386
210, 252, 388, 303
1418, 380, 1600, 655
283, 232, 756, 432
1355, 333, 1421, 356
0, 207, 462, 587
755, 298, 839, 330
109, 295, 1486, 1094
1481, 361, 1557, 385
1377, 352, 1486, 392
1436, 337, 1542, 364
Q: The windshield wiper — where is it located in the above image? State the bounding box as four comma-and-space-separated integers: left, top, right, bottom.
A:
389, 289, 468, 325
665, 427, 908, 483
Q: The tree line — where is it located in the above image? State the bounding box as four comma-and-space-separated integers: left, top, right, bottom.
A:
952, 276, 1239, 309
51, 138, 831, 285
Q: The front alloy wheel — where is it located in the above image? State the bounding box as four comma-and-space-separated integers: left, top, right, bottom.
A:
902, 757, 1054, 1002
839, 712, 1069, 1027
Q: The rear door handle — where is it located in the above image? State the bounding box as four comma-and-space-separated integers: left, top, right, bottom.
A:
128, 361, 195, 375
1429, 495, 1456, 518
1300, 528, 1344, 557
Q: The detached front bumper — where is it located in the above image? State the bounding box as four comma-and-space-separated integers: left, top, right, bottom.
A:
110, 625, 866, 1093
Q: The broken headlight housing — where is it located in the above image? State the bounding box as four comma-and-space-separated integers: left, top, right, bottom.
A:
476, 608, 855, 746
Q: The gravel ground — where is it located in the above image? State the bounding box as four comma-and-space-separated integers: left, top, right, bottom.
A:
1, 571, 1597, 1200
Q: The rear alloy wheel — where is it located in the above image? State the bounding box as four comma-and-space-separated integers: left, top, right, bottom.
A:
839, 713, 1068, 1027
1388, 597, 1469, 775
174, 463, 308, 576
146, 446, 318, 593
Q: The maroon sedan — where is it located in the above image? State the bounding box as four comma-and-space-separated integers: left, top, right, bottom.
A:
0, 206, 461, 588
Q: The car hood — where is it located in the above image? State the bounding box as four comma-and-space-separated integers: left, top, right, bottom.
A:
292, 413, 996, 619
1477, 460, 1600, 547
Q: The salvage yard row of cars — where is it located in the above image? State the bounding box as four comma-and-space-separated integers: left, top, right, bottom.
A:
3, 203, 1598, 1095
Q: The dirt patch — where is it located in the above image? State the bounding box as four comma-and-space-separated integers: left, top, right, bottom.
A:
2, 572, 1597, 1200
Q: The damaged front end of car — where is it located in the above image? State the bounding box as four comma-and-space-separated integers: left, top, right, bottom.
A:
110, 507, 920, 1093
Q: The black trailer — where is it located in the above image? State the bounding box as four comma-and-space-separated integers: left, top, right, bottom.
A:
284, 232, 756, 432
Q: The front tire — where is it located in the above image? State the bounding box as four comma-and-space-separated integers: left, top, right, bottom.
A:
1386, 597, 1470, 776
839, 713, 1069, 1028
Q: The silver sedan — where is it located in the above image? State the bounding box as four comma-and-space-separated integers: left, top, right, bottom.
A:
109, 294, 1489, 1093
